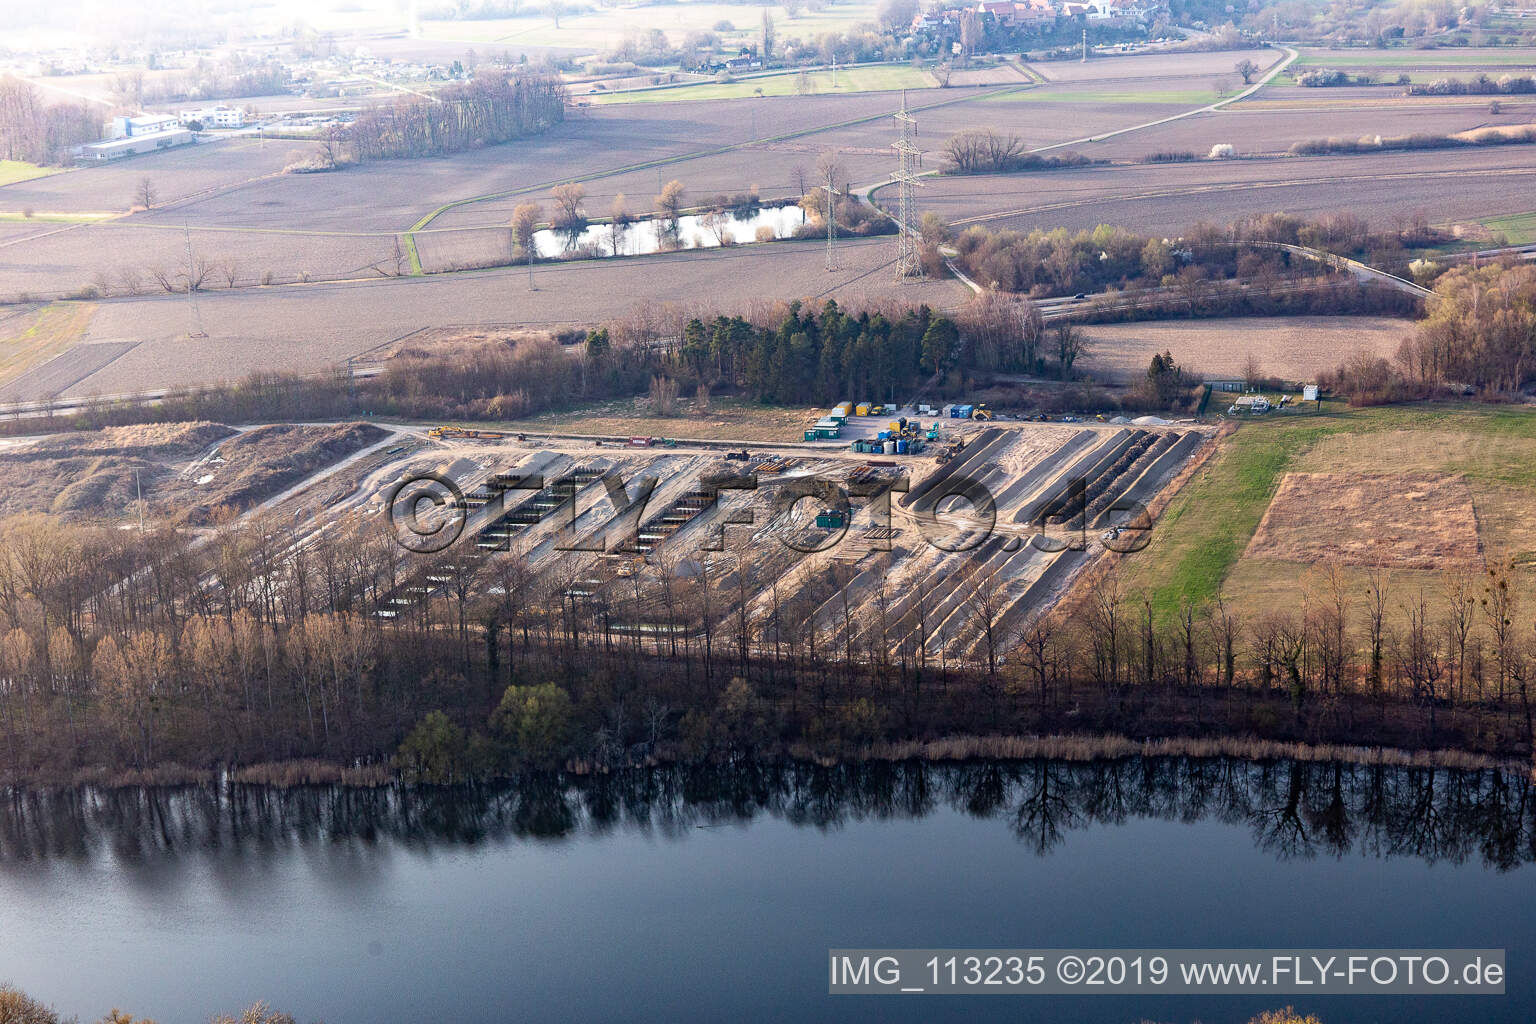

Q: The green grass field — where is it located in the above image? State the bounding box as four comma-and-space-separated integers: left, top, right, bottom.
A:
1119, 403, 1536, 621
593, 64, 933, 104
0, 160, 63, 187
1480, 211, 1536, 244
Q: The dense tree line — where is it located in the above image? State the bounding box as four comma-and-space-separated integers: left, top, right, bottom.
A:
947, 212, 1450, 300
1331, 261, 1536, 403
0, 75, 100, 165
1407, 74, 1536, 96
349, 72, 566, 161
673, 300, 959, 406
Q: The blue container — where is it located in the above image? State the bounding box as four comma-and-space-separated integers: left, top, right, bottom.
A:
877, 430, 890, 440
896, 439, 909, 454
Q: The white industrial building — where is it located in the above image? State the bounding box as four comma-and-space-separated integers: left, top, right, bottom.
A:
77, 114, 194, 161
178, 105, 246, 128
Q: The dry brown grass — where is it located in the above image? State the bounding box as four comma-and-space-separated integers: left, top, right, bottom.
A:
496, 395, 826, 442
380, 325, 557, 358
1245, 472, 1483, 569
853, 733, 1534, 777
23, 420, 234, 458
234, 759, 392, 787
1078, 316, 1412, 384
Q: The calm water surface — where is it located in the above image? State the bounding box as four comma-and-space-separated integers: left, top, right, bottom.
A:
532, 204, 806, 258
0, 757, 1530, 1023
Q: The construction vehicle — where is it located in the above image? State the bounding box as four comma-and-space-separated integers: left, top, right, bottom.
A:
613, 557, 645, 578
429, 426, 509, 441
971, 404, 994, 421
725, 449, 751, 461
659, 437, 678, 448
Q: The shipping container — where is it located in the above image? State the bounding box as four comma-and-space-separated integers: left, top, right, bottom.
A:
815, 509, 846, 529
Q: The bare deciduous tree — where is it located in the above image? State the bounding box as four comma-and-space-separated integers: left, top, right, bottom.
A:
510, 202, 542, 287
550, 182, 586, 229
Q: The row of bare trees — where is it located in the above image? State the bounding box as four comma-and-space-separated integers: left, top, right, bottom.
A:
1, 492, 1533, 782
0, 75, 100, 165
349, 72, 566, 161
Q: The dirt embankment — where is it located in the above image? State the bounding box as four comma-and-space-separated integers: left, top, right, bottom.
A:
0, 421, 386, 523
165, 422, 390, 525
0, 422, 236, 519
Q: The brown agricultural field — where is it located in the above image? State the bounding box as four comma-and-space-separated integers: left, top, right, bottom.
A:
1026, 48, 1278, 83
1078, 316, 1412, 384
48, 235, 965, 401
1244, 471, 1483, 570
1085, 98, 1536, 159
0, 137, 323, 217
924, 146, 1536, 236
0, 222, 404, 301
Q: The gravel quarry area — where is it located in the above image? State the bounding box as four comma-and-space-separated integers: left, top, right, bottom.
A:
343, 419, 1213, 661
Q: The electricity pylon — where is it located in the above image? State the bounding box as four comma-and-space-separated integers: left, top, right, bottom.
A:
821, 169, 843, 272
892, 90, 923, 279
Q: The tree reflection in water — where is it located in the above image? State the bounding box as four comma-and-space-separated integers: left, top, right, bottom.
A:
0, 758, 1530, 869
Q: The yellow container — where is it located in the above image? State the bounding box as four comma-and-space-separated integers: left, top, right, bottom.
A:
855, 404, 869, 416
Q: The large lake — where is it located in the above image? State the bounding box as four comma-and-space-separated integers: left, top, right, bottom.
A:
0, 758, 1530, 1023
